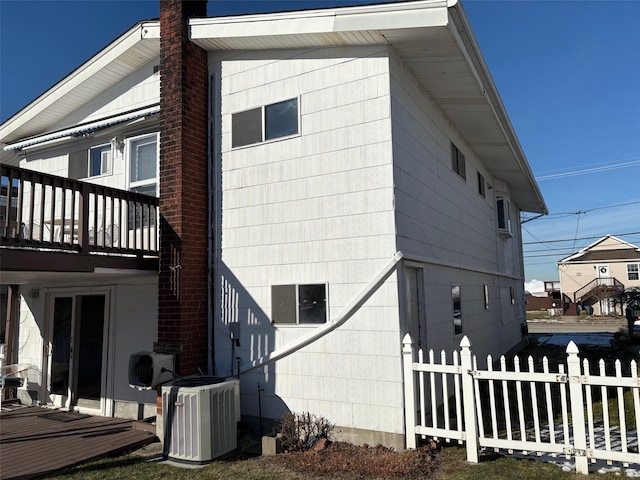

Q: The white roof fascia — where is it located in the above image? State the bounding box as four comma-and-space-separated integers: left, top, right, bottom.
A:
189, 0, 449, 41
3, 105, 160, 151
447, 2, 547, 215
558, 235, 640, 263
0, 21, 159, 143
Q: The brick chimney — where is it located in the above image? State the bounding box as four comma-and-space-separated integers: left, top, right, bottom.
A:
157, 0, 209, 376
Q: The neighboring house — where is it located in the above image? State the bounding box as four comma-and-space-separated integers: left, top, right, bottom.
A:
0, 0, 546, 449
558, 235, 640, 316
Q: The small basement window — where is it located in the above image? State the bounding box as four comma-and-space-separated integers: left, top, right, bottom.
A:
272, 283, 327, 324
232, 98, 299, 148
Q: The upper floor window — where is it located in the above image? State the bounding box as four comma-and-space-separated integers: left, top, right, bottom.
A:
232, 98, 299, 148
477, 172, 486, 198
272, 283, 327, 324
69, 144, 111, 179
496, 193, 513, 238
129, 134, 158, 196
451, 142, 466, 180
628, 263, 639, 281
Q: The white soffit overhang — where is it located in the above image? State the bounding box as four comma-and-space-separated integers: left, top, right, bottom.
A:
190, 0, 546, 214
0, 21, 160, 146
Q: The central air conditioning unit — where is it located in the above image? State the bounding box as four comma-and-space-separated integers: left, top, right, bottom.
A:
162, 376, 240, 463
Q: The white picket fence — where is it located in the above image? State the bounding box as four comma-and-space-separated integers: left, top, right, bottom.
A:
402, 334, 640, 474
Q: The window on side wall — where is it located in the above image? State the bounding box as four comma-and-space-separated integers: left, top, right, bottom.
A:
452, 284, 462, 335
496, 194, 513, 238
68, 144, 111, 179
272, 283, 327, 324
477, 172, 486, 198
232, 98, 299, 148
628, 263, 639, 281
451, 142, 466, 180
128, 133, 158, 228
484, 284, 490, 309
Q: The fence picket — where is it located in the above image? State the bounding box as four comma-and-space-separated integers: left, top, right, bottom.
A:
487, 355, 498, 441
599, 359, 611, 453
500, 355, 513, 447
542, 357, 556, 450
419, 348, 426, 436
441, 350, 451, 434
453, 351, 462, 442
615, 360, 628, 457
404, 335, 640, 474
584, 358, 595, 462
528, 355, 542, 448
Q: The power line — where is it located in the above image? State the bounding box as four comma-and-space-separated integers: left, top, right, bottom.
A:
521, 201, 640, 222
522, 231, 640, 245
536, 157, 640, 181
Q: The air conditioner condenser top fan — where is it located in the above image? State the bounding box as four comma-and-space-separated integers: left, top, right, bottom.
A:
129, 352, 174, 390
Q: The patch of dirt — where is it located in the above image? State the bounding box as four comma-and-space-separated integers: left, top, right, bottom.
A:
251, 441, 441, 479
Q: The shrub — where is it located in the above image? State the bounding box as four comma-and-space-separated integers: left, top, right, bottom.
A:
278, 412, 334, 452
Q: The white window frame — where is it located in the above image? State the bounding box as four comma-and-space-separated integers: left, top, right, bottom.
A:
88, 144, 112, 178
231, 97, 300, 149
127, 133, 159, 196
496, 193, 513, 238
628, 263, 639, 281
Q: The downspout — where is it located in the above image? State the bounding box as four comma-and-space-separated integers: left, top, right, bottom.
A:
240, 251, 405, 374
207, 73, 216, 375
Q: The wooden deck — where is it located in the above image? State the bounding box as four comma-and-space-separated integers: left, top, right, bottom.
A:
0, 405, 157, 480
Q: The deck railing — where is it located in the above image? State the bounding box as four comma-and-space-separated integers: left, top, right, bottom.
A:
0, 164, 158, 256
574, 277, 625, 303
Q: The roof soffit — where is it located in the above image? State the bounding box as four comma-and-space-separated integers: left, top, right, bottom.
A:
190, 1, 546, 213
0, 22, 160, 145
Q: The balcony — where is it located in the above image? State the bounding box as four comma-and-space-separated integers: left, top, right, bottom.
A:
0, 164, 158, 279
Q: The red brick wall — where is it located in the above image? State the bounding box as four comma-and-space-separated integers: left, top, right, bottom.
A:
157, 0, 209, 375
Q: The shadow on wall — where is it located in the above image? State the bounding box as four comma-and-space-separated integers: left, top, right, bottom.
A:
217, 263, 289, 438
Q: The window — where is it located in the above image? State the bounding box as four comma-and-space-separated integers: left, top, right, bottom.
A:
232, 98, 299, 148
68, 144, 111, 179
451, 142, 466, 180
509, 286, 515, 305
628, 264, 639, 281
452, 284, 462, 335
128, 134, 158, 228
90, 145, 111, 177
484, 284, 490, 309
477, 172, 486, 198
496, 194, 513, 238
129, 134, 157, 194
272, 284, 327, 324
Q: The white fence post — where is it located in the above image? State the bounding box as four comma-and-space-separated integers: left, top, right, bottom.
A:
402, 333, 417, 449
460, 335, 479, 463
566, 341, 588, 475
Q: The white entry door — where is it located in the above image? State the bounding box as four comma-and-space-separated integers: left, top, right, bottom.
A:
596, 264, 610, 279
46, 292, 110, 413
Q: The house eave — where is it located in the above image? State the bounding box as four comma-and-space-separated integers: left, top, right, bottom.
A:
190, 0, 547, 214
0, 21, 160, 146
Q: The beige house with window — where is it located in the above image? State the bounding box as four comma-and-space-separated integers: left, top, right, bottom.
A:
557, 235, 640, 316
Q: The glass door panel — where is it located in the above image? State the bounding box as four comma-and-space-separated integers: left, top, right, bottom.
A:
50, 297, 72, 399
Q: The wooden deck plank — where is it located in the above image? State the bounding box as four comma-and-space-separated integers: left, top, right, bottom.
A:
0, 406, 157, 480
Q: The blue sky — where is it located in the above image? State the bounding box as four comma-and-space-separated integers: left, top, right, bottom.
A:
1, 0, 639, 283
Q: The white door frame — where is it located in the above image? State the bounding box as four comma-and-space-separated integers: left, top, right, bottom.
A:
42, 286, 114, 416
